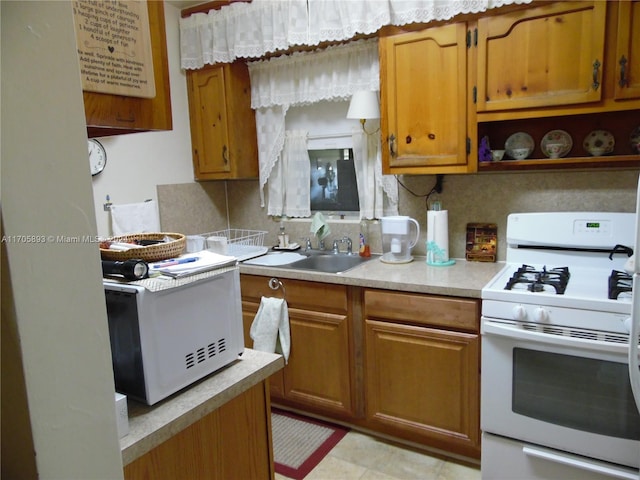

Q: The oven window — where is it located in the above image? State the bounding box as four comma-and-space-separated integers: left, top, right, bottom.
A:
512, 348, 640, 440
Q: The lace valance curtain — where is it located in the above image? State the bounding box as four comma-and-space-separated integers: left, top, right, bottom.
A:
180, 0, 531, 69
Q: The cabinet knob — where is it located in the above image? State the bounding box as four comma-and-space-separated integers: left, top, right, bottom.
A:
428, 133, 436, 140
406, 135, 412, 144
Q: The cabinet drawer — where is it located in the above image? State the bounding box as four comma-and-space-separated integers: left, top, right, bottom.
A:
241, 274, 348, 313
364, 289, 479, 332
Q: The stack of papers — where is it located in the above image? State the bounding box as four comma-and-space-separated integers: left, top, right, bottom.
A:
150, 251, 237, 278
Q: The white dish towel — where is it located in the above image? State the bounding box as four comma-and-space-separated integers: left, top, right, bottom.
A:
250, 297, 290, 364
110, 200, 160, 236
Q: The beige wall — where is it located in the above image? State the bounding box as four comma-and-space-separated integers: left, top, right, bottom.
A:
159, 168, 639, 261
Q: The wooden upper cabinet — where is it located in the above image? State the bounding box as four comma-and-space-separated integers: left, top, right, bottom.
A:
83, 1, 172, 137
380, 22, 472, 174
476, 1, 607, 112
614, 0, 640, 101
186, 62, 258, 180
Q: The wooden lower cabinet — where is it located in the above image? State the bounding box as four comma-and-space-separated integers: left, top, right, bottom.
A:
123, 382, 274, 480
239, 274, 482, 460
363, 289, 481, 459
240, 275, 355, 419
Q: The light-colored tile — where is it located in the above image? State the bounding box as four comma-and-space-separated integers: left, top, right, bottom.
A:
437, 461, 481, 480
359, 469, 399, 480
372, 444, 444, 480
305, 454, 368, 480
328, 431, 397, 471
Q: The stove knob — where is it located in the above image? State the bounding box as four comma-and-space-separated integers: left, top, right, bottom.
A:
623, 317, 632, 333
533, 307, 549, 323
512, 305, 527, 320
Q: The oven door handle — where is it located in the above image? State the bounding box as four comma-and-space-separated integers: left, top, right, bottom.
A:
523, 445, 640, 480
483, 320, 630, 355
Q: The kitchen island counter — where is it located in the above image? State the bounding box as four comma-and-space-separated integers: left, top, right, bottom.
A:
240, 256, 505, 298
121, 348, 283, 466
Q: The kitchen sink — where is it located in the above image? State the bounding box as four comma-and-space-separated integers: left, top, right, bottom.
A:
243, 250, 375, 273
282, 252, 375, 274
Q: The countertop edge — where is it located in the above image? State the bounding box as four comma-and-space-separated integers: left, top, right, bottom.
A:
120, 348, 284, 466
239, 257, 506, 299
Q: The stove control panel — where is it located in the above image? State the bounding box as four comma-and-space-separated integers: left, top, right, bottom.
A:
483, 300, 630, 334
506, 212, 634, 250
573, 219, 611, 235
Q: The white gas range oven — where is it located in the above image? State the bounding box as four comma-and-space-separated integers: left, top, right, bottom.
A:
481, 212, 640, 480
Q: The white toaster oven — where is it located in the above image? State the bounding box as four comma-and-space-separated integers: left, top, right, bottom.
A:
103, 267, 244, 405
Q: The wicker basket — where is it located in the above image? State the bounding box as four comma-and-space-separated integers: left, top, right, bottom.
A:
100, 233, 186, 262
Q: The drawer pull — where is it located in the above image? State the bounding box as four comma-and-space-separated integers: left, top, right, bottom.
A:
619, 55, 628, 88
389, 134, 397, 157
592, 59, 601, 91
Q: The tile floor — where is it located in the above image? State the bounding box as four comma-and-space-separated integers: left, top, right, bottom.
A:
275, 429, 481, 480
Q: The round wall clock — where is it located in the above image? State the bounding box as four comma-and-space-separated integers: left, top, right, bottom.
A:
88, 139, 107, 176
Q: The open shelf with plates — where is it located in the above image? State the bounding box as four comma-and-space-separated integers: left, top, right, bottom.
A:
477, 110, 640, 171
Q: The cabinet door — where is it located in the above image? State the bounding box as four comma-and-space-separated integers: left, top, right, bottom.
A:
364, 319, 480, 459
615, 0, 640, 101
83, 1, 172, 136
240, 275, 354, 418
477, 1, 607, 111
380, 23, 470, 174
188, 65, 232, 177
124, 382, 273, 480
284, 308, 353, 416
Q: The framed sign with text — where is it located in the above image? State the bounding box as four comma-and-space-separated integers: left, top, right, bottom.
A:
73, 0, 156, 98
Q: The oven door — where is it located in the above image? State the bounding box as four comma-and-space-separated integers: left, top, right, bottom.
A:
481, 318, 640, 470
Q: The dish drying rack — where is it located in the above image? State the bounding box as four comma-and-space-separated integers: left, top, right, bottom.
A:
200, 229, 269, 261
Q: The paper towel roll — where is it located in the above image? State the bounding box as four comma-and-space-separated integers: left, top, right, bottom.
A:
427, 210, 449, 264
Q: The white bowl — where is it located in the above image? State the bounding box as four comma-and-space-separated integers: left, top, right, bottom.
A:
491, 150, 505, 161
510, 148, 530, 160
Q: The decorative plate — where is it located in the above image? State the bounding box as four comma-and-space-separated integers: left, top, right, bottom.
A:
540, 130, 572, 159
630, 126, 640, 154
583, 130, 615, 156
505, 132, 535, 160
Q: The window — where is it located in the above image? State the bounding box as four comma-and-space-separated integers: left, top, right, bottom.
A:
310, 148, 359, 213
286, 101, 362, 217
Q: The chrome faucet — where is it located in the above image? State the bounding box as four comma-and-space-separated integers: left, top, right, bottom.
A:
332, 236, 353, 255
303, 237, 313, 251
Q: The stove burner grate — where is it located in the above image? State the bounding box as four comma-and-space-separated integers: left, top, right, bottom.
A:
504, 265, 570, 294
608, 270, 632, 300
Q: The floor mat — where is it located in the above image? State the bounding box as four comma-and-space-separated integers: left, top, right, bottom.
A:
271, 408, 349, 479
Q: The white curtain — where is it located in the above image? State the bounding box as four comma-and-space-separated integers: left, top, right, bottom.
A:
351, 125, 398, 219
268, 131, 311, 217
250, 38, 379, 209
180, 0, 531, 69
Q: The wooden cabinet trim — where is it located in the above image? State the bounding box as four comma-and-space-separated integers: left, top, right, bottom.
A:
241, 274, 348, 313
85, 1, 172, 137
476, 1, 607, 112
364, 289, 479, 332
380, 22, 473, 175
186, 62, 258, 180
363, 319, 480, 457
124, 381, 273, 479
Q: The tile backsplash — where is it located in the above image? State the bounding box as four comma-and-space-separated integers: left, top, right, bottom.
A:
159, 169, 639, 262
